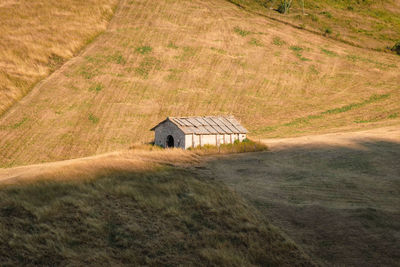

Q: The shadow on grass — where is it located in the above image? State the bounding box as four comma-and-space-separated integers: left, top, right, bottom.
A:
207, 138, 400, 266
0, 164, 313, 266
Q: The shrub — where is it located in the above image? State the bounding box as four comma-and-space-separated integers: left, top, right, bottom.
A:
324, 27, 332, 34
392, 41, 400, 55
277, 0, 292, 14
321, 11, 332, 18
190, 138, 268, 154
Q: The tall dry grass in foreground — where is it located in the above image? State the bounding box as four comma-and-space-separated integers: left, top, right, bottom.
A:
0, 151, 314, 266
0, 0, 118, 115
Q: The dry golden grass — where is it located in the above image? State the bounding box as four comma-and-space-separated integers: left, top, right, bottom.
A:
0, 156, 314, 266
0, 147, 198, 186
0, 0, 399, 167
0, 0, 118, 115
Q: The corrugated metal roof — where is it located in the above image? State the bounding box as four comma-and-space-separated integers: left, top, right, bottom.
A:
151, 116, 248, 134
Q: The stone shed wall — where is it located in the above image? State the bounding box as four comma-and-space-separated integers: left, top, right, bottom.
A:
154, 121, 185, 148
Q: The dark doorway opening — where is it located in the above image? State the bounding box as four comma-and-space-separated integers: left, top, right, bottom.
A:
166, 135, 174, 148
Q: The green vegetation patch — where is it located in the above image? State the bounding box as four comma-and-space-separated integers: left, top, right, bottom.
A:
249, 38, 263, 47
10, 117, 29, 129
167, 42, 178, 49
346, 54, 396, 69
135, 57, 161, 79
322, 94, 390, 115
135, 45, 153, 55
289, 46, 303, 52
88, 113, 99, 124
234, 26, 252, 37
174, 47, 197, 61
89, 83, 104, 92
269, 93, 392, 130
321, 48, 338, 57
272, 36, 286, 46
289, 46, 311, 61
166, 68, 183, 81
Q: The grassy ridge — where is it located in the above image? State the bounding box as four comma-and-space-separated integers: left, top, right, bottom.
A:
227, 0, 400, 50
0, 0, 119, 116
0, 165, 313, 266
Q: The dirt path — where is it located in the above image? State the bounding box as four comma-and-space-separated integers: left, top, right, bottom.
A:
262, 125, 400, 151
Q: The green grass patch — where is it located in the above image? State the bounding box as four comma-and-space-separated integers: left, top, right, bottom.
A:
105, 52, 126, 64
88, 113, 99, 124
322, 94, 390, 115
321, 48, 338, 57
234, 26, 251, 37
167, 42, 178, 49
279, 93, 390, 129
289, 46, 311, 61
290, 46, 303, 52
210, 47, 227, 54
174, 47, 197, 61
11, 117, 28, 129
89, 83, 104, 92
135, 45, 153, 54
135, 57, 161, 79
388, 113, 398, 119
166, 68, 183, 81
249, 38, 263, 47
346, 54, 396, 69
272, 36, 286, 46
284, 114, 323, 127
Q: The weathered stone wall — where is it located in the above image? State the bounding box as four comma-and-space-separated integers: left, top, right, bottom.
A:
154, 121, 185, 148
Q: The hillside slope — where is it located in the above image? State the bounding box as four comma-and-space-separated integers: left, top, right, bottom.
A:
0, 0, 399, 167
0, 0, 118, 116
0, 150, 313, 266
209, 126, 400, 266
229, 0, 400, 50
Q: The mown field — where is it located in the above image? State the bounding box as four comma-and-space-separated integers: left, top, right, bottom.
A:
0, 0, 119, 116
208, 127, 400, 266
0, 0, 399, 167
0, 149, 313, 266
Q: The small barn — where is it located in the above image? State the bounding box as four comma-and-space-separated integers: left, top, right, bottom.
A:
151, 116, 248, 149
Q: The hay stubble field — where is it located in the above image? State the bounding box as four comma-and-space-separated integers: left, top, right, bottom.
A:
0, 0, 400, 265
0, 0, 399, 167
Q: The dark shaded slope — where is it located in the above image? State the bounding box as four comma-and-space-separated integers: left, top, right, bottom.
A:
0, 166, 313, 266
